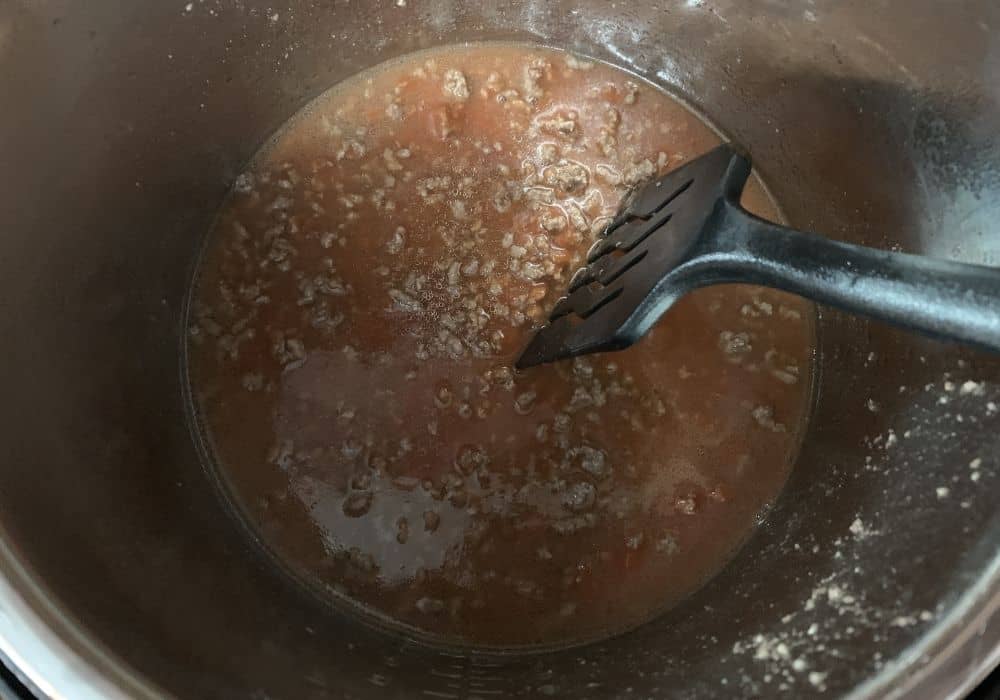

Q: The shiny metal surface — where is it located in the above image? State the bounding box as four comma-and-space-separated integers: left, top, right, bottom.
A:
0, 0, 998, 698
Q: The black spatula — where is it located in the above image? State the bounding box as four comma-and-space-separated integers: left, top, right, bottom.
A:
516, 143, 1000, 369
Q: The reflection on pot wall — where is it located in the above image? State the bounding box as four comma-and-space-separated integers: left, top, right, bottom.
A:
0, 1, 998, 698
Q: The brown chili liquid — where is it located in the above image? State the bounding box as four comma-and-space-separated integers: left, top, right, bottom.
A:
187, 43, 816, 649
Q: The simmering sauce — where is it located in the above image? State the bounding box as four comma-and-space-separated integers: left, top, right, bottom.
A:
187, 44, 816, 648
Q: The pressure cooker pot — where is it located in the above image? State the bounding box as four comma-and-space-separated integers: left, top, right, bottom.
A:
0, 1, 999, 698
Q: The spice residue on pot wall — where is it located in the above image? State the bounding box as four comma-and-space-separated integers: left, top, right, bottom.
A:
187, 43, 817, 648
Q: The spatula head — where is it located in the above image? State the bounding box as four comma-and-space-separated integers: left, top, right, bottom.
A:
515, 143, 752, 369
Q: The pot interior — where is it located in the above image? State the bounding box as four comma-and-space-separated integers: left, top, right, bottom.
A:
0, 1, 999, 698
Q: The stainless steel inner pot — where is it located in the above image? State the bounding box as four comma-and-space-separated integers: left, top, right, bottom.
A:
1, 1, 999, 698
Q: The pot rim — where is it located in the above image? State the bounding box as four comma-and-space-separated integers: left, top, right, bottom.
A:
0, 531, 996, 699
0, 537, 166, 700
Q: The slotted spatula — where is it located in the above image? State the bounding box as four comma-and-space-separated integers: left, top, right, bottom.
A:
516, 143, 1000, 369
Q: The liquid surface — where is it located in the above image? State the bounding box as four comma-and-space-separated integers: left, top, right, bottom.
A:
188, 44, 816, 648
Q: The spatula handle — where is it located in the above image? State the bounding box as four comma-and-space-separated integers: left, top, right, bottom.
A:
711, 205, 1000, 352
